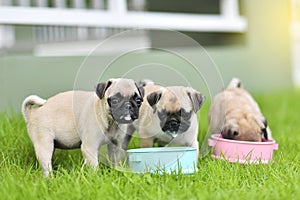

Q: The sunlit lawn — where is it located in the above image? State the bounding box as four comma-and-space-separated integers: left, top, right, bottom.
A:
0, 90, 299, 200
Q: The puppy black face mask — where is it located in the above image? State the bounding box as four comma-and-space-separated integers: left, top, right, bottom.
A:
107, 92, 143, 124
158, 108, 192, 138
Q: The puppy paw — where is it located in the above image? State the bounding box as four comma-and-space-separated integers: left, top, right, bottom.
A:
221, 125, 239, 139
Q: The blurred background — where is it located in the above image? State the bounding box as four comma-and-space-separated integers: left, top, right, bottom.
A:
0, 0, 297, 112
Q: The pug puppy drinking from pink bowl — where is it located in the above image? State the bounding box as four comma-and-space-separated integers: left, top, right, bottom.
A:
208, 78, 278, 164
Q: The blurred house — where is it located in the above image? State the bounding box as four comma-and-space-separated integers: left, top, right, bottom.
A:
0, 0, 295, 111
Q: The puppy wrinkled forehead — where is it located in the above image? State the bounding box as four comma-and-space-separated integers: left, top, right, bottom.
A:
107, 79, 137, 97
161, 87, 193, 113
162, 92, 180, 112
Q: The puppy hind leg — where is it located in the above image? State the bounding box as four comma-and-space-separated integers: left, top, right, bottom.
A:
32, 136, 55, 177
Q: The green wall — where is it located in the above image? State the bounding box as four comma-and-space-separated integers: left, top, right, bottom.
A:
0, 0, 292, 112
210, 0, 292, 90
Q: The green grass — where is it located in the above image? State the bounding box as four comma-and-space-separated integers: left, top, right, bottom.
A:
1, 90, 300, 200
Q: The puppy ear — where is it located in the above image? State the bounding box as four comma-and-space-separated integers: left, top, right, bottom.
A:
135, 82, 145, 98
262, 117, 268, 140
262, 128, 268, 140
138, 79, 154, 87
147, 91, 162, 108
262, 117, 268, 127
187, 91, 205, 112
96, 80, 113, 99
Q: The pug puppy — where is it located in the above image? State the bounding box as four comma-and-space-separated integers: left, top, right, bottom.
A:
22, 78, 144, 176
124, 83, 205, 155
208, 78, 272, 142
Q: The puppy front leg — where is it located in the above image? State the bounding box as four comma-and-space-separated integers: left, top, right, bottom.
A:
81, 143, 99, 169
122, 124, 135, 151
182, 130, 199, 158
107, 142, 126, 166
81, 133, 104, 169
108, 125, 128, 166
190, 140, 199, 158
140, 138, 154, 148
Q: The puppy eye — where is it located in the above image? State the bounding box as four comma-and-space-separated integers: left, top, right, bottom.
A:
110, 98, 119, 106
135, 98, 142, 106
180, 109, 191, 119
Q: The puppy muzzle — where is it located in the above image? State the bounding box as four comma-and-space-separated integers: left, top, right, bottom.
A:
114, 103, 139, 124
162, 119, 182, 138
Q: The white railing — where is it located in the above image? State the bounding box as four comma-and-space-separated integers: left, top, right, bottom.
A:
291, 0, 300, 86
0, 0, 247, 49
0, 0, 14, 48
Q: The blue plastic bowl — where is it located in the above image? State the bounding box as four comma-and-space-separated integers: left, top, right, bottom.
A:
127, 147, 198, 174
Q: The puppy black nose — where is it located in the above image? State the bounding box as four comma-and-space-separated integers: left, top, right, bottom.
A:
169, 119, 180, 131
221, 128, 238, 139
170, 120, 178, 127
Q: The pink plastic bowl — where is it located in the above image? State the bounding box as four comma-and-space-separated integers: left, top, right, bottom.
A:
208, 134, 278, 164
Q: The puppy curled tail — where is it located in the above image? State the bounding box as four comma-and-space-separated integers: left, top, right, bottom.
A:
22, 95, 46, 123
138, 79, 155, 87
227, 78, 242, 89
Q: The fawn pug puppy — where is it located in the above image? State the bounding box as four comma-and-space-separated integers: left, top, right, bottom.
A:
124, 83, 205, 155
208, 78, 272, 142
22, 78, 144, 176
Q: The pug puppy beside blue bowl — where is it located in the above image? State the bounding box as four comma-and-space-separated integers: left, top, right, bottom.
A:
22, 78, 144, 176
